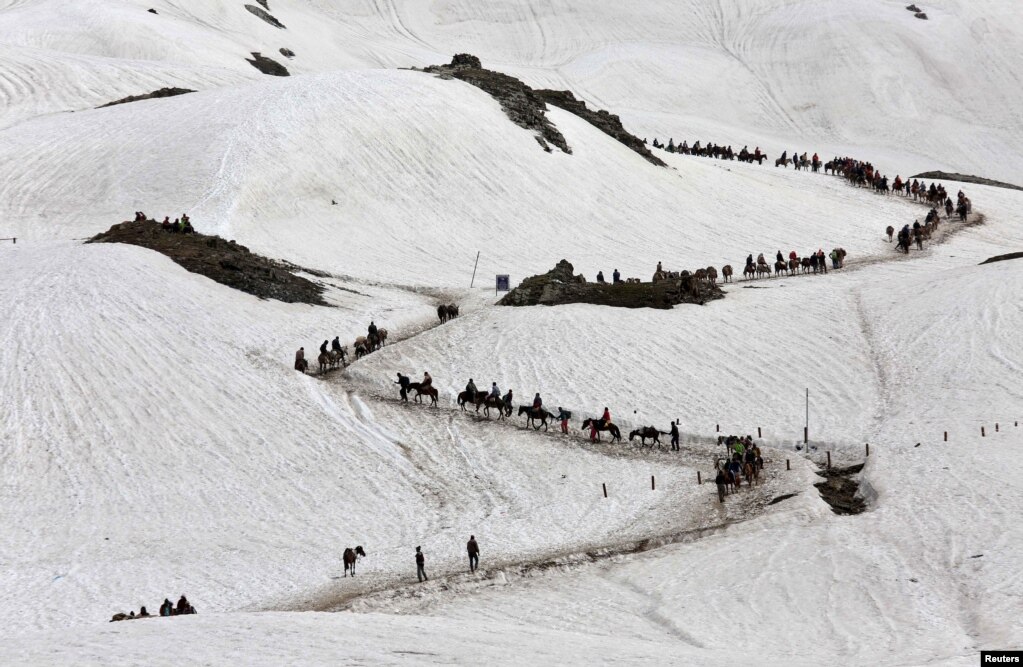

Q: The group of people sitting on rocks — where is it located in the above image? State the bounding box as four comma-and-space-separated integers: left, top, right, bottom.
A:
158, 212, 194, 234
715, 435, 764, 502
110, 595, 195, 622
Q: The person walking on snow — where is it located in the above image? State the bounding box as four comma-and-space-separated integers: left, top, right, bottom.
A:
556, 406, 570, 434
415, 546, 427, 582
395, 372, 411, 402
670, 420, 680, 451
294, 347, 305, 371
467, 536, 480, 573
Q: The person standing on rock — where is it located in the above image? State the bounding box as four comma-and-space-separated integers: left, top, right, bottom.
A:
612, 269, 621, 284
670, 420, 680, 451
415, 546, 428, 582
467, 535, 480, 573
597, 271, 605, 284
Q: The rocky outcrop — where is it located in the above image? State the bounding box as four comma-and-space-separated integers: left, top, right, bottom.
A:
279, 47, 295, 58
910, 171, 1023, 192
536, 89, 665, 166
246, 52, 289, 76
98, 87, 194, 108
499, 260, 723, 309
980, 252, 1023, 265
245, 4, 285, 28
88, 220, 327, 305
423, 55, 570, 154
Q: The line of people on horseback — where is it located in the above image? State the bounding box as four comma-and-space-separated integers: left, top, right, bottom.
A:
743, 248, 844, 279
294, 320, 390, 374
715, 435, 764, 502
649, 138, 767, 164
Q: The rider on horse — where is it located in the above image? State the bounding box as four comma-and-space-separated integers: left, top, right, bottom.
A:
466, 378, 478, 397
532, 393, 543, 416
489, 382, 500, 400
421, 371, 432, 388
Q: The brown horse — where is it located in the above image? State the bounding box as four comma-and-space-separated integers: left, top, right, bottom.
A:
706, 266, 718, 284
476, 395, 506, 420
581, 418, 622, 443
756, 263, 771, 278
408, 382, 438, 406
743, 264, 756, 280
629, 426, 665, 446
518, 405, 553, 431
774, 260, 787, 276
886, 225, 895, 242
721, 265, 733, 283
788, 258, 799, 274
343, 546, 366, 577
458, 390, 486, 411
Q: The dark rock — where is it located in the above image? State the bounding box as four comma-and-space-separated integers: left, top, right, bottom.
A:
148, 8, 158, 14
914, 12, 928, 19
906, 4, 921, 11
768, 493, 798, 506
279, 47, 295, 58
909, 171, 1023, 192
98, 87, 194, 109
88, 220, 328, 305
814, 464, 866, 515
536, 89, 666, 167
423, 55, 570, 154
245, 5, 286, 29
256, 0, 269, 8
980, 251, 1023, 265
246, 52, 290, 77
499, 260, 723, 309
450, 53, 482, 69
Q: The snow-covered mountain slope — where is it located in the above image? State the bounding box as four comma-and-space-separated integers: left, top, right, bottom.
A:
2, 0, 1022, 663
0, 69, 925, 286
3, 0, 1021, 180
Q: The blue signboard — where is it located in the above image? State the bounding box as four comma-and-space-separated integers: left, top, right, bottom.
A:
496, 275, 511, 292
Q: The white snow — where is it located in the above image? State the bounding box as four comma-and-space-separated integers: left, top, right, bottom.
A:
1, 0, 1022, 663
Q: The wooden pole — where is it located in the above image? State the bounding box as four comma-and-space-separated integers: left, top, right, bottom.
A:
981, 426, 986, 437
758, 426, 762, 438
865, 443, 870, 457
803, 426, 808, 445
697, 471, 702, 485
827, 451, 831, 469
805, 388, 809, 444
602, 483, 607, 498
469, 251, 480, 288
996, 423, 999, 432
786, 459, 790, 471
651, 475, 656, 491
716, 424, 720, 432
944, 431, 948, 442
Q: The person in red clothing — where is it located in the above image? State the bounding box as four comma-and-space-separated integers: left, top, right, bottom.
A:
601, 407, 612, 426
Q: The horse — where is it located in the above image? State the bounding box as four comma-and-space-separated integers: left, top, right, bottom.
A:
775, 157, 791, 168
743, 462, 758, 486
721, 265, 733, 283
518, 405, 553, 431
437, 304, 450, 322
318, 352, 332, 374
354, 336, 368, 358
476, 395, 506, 420
788, 258, 800, 274
581, 418, 622, 443
694, 268, 708, 282
628, 426, 665, 447
408, 382, 438, 407
458, 390, 486, 411
448, 304, 459, 318
774, 260, 787, 276
743, 264, 756, 280
801, 257, 812, 274
756, 263, 771, 278
295, 357, 309, 373
343, 546, 366, 577
886, 225, 895, 242
705, 266, 718, 284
